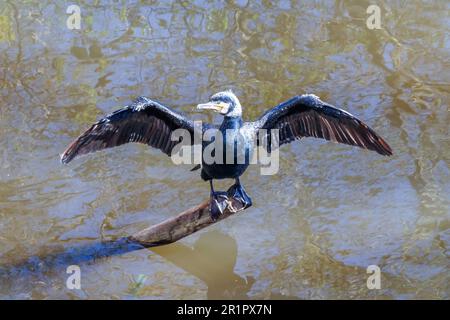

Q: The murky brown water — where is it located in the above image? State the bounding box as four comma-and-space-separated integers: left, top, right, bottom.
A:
0, 1, 448, 299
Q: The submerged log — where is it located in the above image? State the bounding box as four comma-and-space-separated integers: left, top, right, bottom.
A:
128, 196, 248, 247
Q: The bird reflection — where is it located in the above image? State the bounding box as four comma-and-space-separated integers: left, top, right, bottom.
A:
151, 231, 254, 299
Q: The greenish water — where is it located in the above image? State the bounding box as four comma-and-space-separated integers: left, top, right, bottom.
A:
0, 1, 448, 299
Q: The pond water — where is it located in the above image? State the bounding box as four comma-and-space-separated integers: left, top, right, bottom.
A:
0, 1, 448, 299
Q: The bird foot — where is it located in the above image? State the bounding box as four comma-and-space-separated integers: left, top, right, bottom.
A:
209, 191, 229, 221
209, 185, 252, 220
226, 183, 252, 210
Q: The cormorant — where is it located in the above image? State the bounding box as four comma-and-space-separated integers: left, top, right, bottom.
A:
61, 91, 392, 219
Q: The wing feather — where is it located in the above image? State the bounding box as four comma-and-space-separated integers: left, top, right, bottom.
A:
61, 96, 195, 164
253, 94, 392, 156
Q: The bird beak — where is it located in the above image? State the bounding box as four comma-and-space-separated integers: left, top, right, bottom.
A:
197, 102, 230, 114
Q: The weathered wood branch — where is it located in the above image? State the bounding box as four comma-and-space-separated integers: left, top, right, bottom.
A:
0, 198, 250, 278
128, 197, 248, 247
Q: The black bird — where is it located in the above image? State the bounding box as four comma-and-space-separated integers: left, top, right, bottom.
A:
61, 91, 392, 219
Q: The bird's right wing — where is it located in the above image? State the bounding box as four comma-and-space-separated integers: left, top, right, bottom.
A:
61, 96, 197, 164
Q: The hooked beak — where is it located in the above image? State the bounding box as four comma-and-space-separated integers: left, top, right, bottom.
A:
196, 101, 229, 114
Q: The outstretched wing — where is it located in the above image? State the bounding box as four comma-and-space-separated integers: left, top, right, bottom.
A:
252, 94, 392, 156
61, 96, 197, 164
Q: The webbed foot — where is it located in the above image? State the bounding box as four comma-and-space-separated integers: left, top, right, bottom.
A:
209, 191, 228, 221
227, 181, 252, 210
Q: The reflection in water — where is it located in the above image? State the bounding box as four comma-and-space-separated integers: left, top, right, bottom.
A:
151, 231, 254, 299
0, 1, 448, 299
0, 231, 255, 299
0, 238, 142, 299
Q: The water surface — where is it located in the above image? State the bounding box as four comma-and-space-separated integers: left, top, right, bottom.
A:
0, 0, 448, 299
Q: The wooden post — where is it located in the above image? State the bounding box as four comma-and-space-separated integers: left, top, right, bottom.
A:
128, 197, 248, 247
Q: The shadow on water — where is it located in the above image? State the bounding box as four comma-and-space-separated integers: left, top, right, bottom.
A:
0, 237, 143, 289
0, 231, 258, 299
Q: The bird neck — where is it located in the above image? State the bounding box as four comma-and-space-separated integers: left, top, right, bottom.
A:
221, 116, 242, 130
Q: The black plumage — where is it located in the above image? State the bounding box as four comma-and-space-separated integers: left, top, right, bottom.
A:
61, 91, 392, 219
61, 97, 196, 164
254, 94, 392, 155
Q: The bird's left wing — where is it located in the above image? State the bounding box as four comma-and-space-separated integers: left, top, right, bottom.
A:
61, 96, 197, 164
251, 94, 392, 156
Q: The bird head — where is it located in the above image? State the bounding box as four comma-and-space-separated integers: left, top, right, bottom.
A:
197, 90, 242, 117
